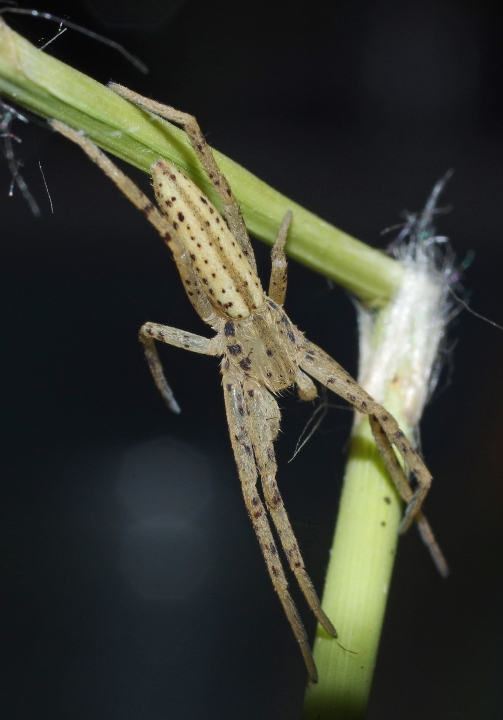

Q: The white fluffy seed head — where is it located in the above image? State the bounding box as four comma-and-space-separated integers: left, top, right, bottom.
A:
357, 174, 458, 428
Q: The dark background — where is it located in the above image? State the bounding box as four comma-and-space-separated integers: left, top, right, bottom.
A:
2, 1, 503, 718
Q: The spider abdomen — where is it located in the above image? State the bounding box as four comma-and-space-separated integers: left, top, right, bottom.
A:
152, 160, 264, 319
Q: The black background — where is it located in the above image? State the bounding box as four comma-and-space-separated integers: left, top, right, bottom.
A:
2, 1, 503, 718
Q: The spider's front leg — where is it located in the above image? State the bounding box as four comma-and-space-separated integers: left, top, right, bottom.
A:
50, 120, 217, 326
108, 82, 256, 272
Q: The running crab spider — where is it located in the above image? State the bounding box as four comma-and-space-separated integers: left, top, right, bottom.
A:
50, 85, 445, 681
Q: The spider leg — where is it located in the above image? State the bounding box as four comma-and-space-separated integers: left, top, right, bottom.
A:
369, 416, 449, 577
268, 211, 292, 305
139, 322, 220, 413
50, 120, 216, 325
242, 376, 336, 638
300, 339, 431, 535
108, 83, 256, 273
222, 366, 319, 682
260, 380, 281, 442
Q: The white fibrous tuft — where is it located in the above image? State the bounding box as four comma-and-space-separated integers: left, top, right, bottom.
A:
357, 172, 460, 430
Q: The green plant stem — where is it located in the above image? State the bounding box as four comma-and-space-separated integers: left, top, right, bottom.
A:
302, 392, 408, 720
0, 17, 403, 305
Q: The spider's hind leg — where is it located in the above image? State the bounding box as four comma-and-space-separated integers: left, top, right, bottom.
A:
223, 367, 320, 682
300, 339, 433, 535
370, 407, 431, 534
243, 377, 336, 638
369, 415, 449, 577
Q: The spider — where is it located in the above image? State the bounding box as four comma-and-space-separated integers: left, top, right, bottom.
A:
51, 85, 444, 681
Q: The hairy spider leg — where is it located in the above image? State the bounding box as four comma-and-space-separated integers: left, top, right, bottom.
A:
50, 121, 215, 325
369, 416, 448, 577
299, 340, 432, 534
222, 364, 320, 682
108, 83, 256, 273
